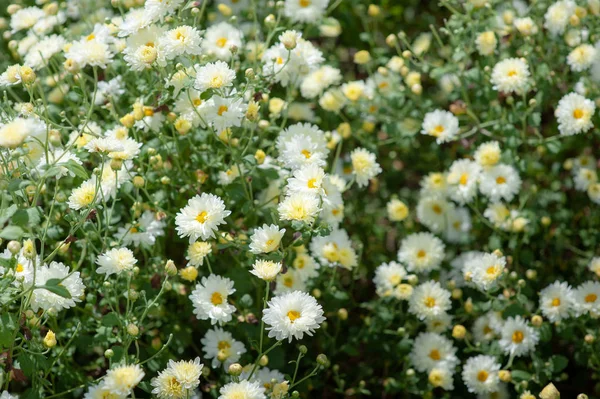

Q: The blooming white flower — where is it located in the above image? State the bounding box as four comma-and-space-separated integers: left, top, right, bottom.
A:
287, 164, 326, 195
462, 355, 501, 394
175, 193, 231, 243
476, 31, 496, 56
262, 291, 325, 342
472, 312, 503, 343
195, 61, 236, 92
398, 232, 445, 274
103, 364, 145, 397
187, 241, 213, 267
201, 328, 246, 369
292, 252, 320, 281
249, 224, 286, 254
10, 6, 46, 33
567, 44, 597, 72
115, 211, 166, 248
96, 248, 137, 278
463, 252, 506, 291
417, 196, 454, 234
84, 384, 127, 399
350, 148, 382, 188
409, 281, 452, 320
164, 357, 204, 390
574, 167, 597, 191
474, 141, 501, 167
24, 35, 66, 70
300, 65, 342, 98
514, 17, 538, 36
490, 58, 530, 93
219, 380, 265, 399
499, 316, 539, 357
479, 164, 521, 203
409, 332, 458, 372
539, 281, 573, 322
446, 159, 481, 205
310, 228, 357, 269
189, 274, 236, 324
159, 25, 202, 60
274, 268, 307, 295
0, 117, 46, 149
373, 261, 407, 298
29, 262, 85, 313
428, 367, 454, 390
421, 109, 459, 144
555, 92, 595, 136
573, 281, 600, 316
278, 193, 321, 223
204, 96, 246, 132
202, 22, 243, 61
544, 0, 576, 35
251, 260, 283, 282
283, 0, 329, 23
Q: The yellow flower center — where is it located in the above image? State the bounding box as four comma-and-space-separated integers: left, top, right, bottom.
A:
477, 370, 489, 382
483, 325, 493, 335
216, 37, 228, 48
283, 276, 294, 287
287, 310, 301, 322
585, 293, 598, 303
496, 176, 506, 184
301, 149, 311, 159
424, 296, 436, 308
210, 76, 224, 88
196, 211, 208, 223
16, 264, 24, 273
299, 0, 311, 6
552, 298, 561, 307
507, 70, 517, 77
417, 249, 427, 259
218, 340, 231, 350
459, 173, 469, 186
276, 57, 284, 65
432, 204, 442, 214
431, 125, 445, 137
573, 108, 584, 119
86, 33, 96, 41
175, 31, 185, 41
512, 330, 524, 343
389, 274, 401, 285
428, 349, 441, 360
211, 292, 223, 305
193, 98, 203, 106
217, 105, 228, 116
307, 178, 318, 189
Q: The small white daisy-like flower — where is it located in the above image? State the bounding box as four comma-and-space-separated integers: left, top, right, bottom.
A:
24, 34, 67, 70
408, 281, 452, 320
195, 61, 236, 92
164, 357, 204, 390
262, 33, 323, 87
219, 380, 266, 399
539, 280, 574, 322
588, 257, 600, 277
373, 261, 407, 298
175, 193, 231, 243
103, 364, 145, 397
409, 332, 458, 372
490, 58, 530, 93
65, 34, 114, 69
573, 281, 600, 316
475, 31, 496, 56
499, 316, 539, 357
115, 211, 166, 248
300, 65, 342, 99
67, 178, 99, 211
292, 252, 320, 280
96, 248, 137, 278
202, 22, 243, 61
574, 167, 598, 191
283, 0, 329, 23
472, 312, 503, 343
287, 164, 326, 195
555, 92, 596, 136
29, 262, 85, 313
278, 193, 321, 223
274, 268, 307, 295
159, 25, 202, 60
350, 147, 382, 188
187, 241, 213, 267
0, 117, 46, 149
201, 328, 247, 369
567, 44, 597, 72
0, 64, 23, 87
144, 0, 185, 21
387, 198, 409, 222
262, 290, 326, 342
310, 228, 357, 269
151, 369, 184, 399
479, 164, 522, 203
463, 252, 506, 291
474, 141, 502, 168
417, 196, 454, 234
251, 260, 283, 282
420, 172, 448, 198
544, 0, 576, 35
249, 224, 286, 254
398, 232, 445, 274
84, 384, 126, 399
421, 109, 460, 144
426, 313, 453, 333
204, 96, 246, 132
446, 159, 481, 205
10, 6, 46, 33
428, 367, 454, 390
189, 274, 236, 324
118, 8, 153, 37
514, 17, 538, 36
443, 207, 471, 244
462, 355, 501, 394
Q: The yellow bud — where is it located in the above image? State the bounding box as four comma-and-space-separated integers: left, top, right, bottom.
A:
180, 266, 199, 282
499, 370, 511, 382
120, 114, 135, 128
354, 50, 371, 65
367, 4, 381, 17
531, 315, 543, 327
218, 4, 232, 16
452, 325, 466, 340
254, 149, 266, 165
539, 383, 560, 399
174, 117, 192, 135
19, 66, 36, 85
43, 330, 57, 348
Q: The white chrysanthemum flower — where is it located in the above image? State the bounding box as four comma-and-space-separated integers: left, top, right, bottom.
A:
408, 281, 452, 320
144, 0, 185, 21
588, 257, 600, 277
277, 123, 328, 170
10, 6, 46, 33
204, 96, 246, 132
202, 22, 243, 61
421, 110, 460, 144
420, 172, 448, 198
219, 380, 266, 399
251, 260, 283, 282
28, 262, 84, 312
567, 44, 596, 72
473, 312, 503, 344
479, 164, 521, 203
262, 33, 323, 87
387, 198, 409, 222
310, 228, 357, 269
490, 58, 530, 93
341, 80, 372, 102
428, 367, 454, 390
300, 65, 342, 99
65, 35, 113, 69
475, 31, 496, 56
0, 117, 46, 149
95, 77, 125, 105
36, 150, 82, 180
159, 25, 202, 60
463, 252, 506, 291
514, 17, 538, 36
409, 332, 458, 372
164, 357, 203, 390
417, 196, 454, 234
175, 193, 231, 243
249, 224, 286, 254
398, 232, 445, 274
426, 313, 453, 333
151, 369, 184, 399
447, 159, 481, 205
195, 61, 236, 92
319, 88, 347, 111
201, 328, 246, 369
539, 280, 573, 322
103, 364, 145, 396
292, 252, 320, 280
0, 64, 23, 87
544, 0, 575, 35
474, 141, 502, 168
115, 211, 166, 248
187, 241, 212, 267
67, 178, 99, 211
278, 193, 321, 223
555, 92, 595, 136
0, 249, 37, 284
588, 183, 600, 204
274, 268, 307, 295
462, 355, 501, 394
499, 316, 539, 357
84, 384, 127, 399
190, 274, 236, 324
373, 261, 407, 298
96, 248, 137, 278
262, 290, 325, 342
283, 0, 329, 23
287, 164, 326, 195
350, 147, 382, 188
573, 281, 600, 316
443, 207, 471, 244
24, 34, 67, 70
118, 8, 153, 37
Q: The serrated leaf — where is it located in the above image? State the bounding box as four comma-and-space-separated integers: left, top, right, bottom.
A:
0, 225, 25, 240
64, 160, 89, 180
40, 279, 72, 299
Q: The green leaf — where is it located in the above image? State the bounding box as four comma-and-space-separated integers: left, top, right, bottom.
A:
0, 225, 25, 240
502, 303, 526, 318
511, 370, 532, 382
101, 312, 121, 327
12, 209, 29, 227
551, 355, 568, 373
40, 279, 72, 299
64, 160, 89, 180
0, 313, 17, 348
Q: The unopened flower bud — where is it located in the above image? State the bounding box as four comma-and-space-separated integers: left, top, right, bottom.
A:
165, 260, 177, 276
299, 345, 308, 355
127, 323, 139, 336
531, 315, 543, 327
539, 383, 560, 399
452, 325, 466, 340
228, 363, 242, 376
338, 308, 348, 320
259, 355, 269, 366
180, 266, 198, 282
316, 354, 328, 366
7, 240, 21, 255
499, 370, 511, 382
104, 349, 114, 358
43, 330, 57, 348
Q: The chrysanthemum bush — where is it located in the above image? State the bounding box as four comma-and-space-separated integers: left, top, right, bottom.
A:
2, 0, 600, 398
